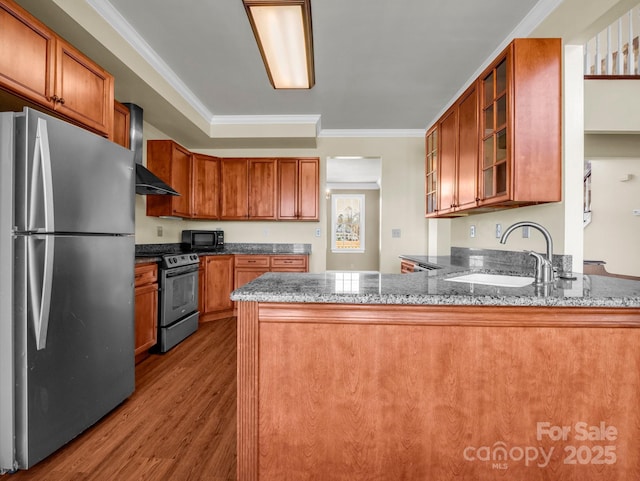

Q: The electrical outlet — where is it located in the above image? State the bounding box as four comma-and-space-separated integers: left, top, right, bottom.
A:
495, 223, 502, 238
314, 228, 321, 237
470, 225, 476, 238
522, 226, 530, 238
263, 228, 270, 238
392, 229, 401, 238
156, 226, 163, 237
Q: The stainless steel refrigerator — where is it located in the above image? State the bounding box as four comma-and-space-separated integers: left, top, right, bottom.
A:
0, 108, 136, 472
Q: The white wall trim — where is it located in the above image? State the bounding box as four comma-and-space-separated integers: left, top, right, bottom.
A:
319, 129, 425, 138
86, 0, 215, 123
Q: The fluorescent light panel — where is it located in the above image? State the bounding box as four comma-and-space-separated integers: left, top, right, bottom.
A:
243, 0, 314, 89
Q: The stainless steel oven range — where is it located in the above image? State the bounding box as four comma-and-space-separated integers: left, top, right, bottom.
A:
157, 253, 199, 352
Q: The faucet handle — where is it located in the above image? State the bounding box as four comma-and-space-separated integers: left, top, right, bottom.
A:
527, 250, 554, 284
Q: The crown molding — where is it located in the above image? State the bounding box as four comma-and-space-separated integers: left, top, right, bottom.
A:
86, 0, 215, 122
319, 129, 425, 138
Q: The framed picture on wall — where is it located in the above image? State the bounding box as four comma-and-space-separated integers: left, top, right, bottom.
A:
331, 194, 365, 253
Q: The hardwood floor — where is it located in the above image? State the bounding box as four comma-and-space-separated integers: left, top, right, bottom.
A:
2, 317, 237, 481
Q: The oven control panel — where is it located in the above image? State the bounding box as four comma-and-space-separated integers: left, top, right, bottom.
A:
161, 253, 199, 269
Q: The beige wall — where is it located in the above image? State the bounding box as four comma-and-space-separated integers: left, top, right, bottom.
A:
584, 157, 640, 276
135, 125, 427, 274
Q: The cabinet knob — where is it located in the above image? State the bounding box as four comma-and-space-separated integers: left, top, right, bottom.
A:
58, 97, 65, 105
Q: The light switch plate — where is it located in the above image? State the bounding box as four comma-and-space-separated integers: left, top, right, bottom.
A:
495, 223, 502, 238
470, 225, 476, 238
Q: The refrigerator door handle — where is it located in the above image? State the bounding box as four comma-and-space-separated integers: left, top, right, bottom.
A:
29, 119, 55, 233
27, 235, 54, 350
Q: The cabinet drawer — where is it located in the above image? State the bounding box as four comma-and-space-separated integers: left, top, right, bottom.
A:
270, 255, 307, 270
235, 255, 270, 268
134, 263, 157, 287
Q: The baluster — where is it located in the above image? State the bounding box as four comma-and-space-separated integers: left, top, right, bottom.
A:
596, 34, 601, 75
618, 18, 623, 74
607, 25, 612, 74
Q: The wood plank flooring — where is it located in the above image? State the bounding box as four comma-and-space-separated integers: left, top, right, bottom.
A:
2, 317, 237, 481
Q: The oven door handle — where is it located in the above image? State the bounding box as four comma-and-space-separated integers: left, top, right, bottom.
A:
163, 265, 199, 277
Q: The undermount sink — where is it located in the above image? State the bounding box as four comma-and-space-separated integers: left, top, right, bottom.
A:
444, 273, 535, 288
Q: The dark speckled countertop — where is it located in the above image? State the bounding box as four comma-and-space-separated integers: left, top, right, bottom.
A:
135, 242, 311, 264
231, 248, 640, 308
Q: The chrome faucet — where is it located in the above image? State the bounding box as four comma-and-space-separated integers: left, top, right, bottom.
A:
500, 221, 554, 285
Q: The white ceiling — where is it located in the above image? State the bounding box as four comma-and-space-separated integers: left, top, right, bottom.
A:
11, 0, 637, 148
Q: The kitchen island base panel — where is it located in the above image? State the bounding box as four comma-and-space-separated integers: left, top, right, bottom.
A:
237, 302, 640, 481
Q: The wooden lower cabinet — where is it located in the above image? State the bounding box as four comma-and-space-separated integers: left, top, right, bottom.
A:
234, 254, 309, 290
199, 255, 234, 322
400, 260, 415, 273
134, 263, 158, 364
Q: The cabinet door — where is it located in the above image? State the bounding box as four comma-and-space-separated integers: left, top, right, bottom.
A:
134, 263, 158, 360
278, 159, 298, 220
479, 55, 509, 202
53, 37, 114, 137
113, 100, 130, 149
438, 107, 456, 215
248, 159, 277, 219
192, 154, 220, 219
0, 1, 55, 106
146, 140, 193, 218
134, 283, 158, 357
297, 158, 319, 220
204, 255, 234, 314
425, 127, 438, 216
456, 84, 478, 210
220, 158, 249, 219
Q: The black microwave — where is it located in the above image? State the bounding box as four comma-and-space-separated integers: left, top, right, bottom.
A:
181, 230, 224, 251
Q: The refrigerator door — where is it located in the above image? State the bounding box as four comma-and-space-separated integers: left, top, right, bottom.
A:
14, 108, 134, 235
13, 234, 135, 469
0, 113, 16, 472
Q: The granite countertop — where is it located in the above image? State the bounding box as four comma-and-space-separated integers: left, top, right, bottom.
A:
231, 248, 640, 308
135, 242, 311, 263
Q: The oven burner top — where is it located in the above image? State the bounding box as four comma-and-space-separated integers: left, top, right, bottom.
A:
161, 253, 199, 269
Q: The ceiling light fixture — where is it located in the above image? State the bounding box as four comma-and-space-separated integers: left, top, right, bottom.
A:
242, 0, 315, 89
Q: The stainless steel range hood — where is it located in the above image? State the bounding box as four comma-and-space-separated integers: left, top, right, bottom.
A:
124, 103, 180, 196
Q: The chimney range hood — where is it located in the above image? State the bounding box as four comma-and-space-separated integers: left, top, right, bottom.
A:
123, 103, 180, 196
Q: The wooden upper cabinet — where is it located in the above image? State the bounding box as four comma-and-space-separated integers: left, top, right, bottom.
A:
113, 101, 130, 149
220, 158, 249, 219
426, 84, 478, 218
192, 153, 220, 219
478, 37, 561, 207
146, 140, 193, 218
53, 37, 114, 137
426, 37, 561, 218
0, 0, 115, 138
278, 158, 319, 220
248, 159, 277, 220
0, 0, 55, 106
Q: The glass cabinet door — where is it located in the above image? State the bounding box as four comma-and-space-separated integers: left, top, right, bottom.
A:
481, 57, 508, 199
425, 127, 438, 215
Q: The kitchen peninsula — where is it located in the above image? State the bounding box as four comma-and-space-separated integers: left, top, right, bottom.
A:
232, 257, 640, 481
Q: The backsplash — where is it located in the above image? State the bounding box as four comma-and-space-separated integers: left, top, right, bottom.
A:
451, 247, 573, 273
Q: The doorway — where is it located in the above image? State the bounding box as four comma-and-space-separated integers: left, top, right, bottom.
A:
325, 157, 381, 272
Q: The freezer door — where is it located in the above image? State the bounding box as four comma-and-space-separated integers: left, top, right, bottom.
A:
14, 108, 134, 235
13, 234, 135, 469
